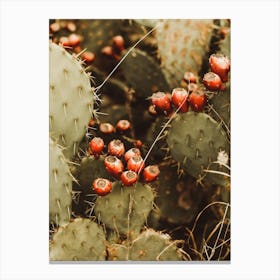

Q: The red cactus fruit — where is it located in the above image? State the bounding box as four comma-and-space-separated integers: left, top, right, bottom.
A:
88, 118, 95, 127
124, 148, 141, 162
66, 22, 76, 32
127, 155, 145, 173
89, 137, 104, 157
121, 170, 138, 186
187, 83, 198, 93
108, 139, 125, 157
50, 22, 60, 33
135, 140, 143, 148
81, 51, 95, 63
101, 46, 114, 56
99, 123, 115, 134
151, 92, 171, 112
171, 88, 189, 113
104, 155, 124, 176
92, 178, 112, 196
183, 72, 197, 83
68, 33, 81, 46
203, 72, 222, 91
116, 120, 131, 132
209, 53, 230, 82
113, 35, 125, 52
59, 36, 71, 47
143, 165, 160, 182
189, 90, 207, 112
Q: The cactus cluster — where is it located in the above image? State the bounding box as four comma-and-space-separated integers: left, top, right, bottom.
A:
49, 19, 231, 261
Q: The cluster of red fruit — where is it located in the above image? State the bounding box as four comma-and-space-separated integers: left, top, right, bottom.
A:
150, 53, 230, 115
50, 21, 95, 63
89, 120, 160, 196
101, 35, 125, 61
202, 53, 230, 91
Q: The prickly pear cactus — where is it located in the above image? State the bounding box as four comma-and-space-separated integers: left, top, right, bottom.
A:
166, 112, 230, 187
77, 156, 110, 188
50, 218, 106, 261
95, 181, 155, 237
49, 42, 95, 159
156, 19, 213, 88
121, 48, 170, 97
155, 166, 203, 224
49, 138, 72, 226
108, 229, 184, 261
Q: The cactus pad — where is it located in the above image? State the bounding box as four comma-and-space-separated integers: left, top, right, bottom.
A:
166, 112, 230, 186
50, 218, 106, 261
94, 181, 155, 236
156, 19, 213, 88
121, 48, 170, 98
108, 229, 184, 261
49, 138, 72, 226
49, 42, 95, 159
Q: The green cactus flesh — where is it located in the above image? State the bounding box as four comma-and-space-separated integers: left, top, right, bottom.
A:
94, 181, 155, 237
49, 138, 72, 226
108, 229, 184, 261
50, 218, 106, 261
121, 48, 170, 97
166, 112, 230, 187
209, 85, 230, 131
156, 166, 203, 224
49, 42, 94, 159
156, 19, 213, 88
78, 156, 110, 188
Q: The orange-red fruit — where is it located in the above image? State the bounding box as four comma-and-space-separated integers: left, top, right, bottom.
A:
101, 46, 114, 56
68, 33, 81, 46
124, 148, 141, 162
171, 88, 189, 113
209, 53, 230, 82
59, 36, 71, 47
92, 178, 112, 196
121, 170, 138, 186
66, 22, 76, 32
143, 165, 160, 182
113, 35, 125, 52
183, 72, 197, 83
89, 137, 104, 156
88, 118, 95, 127
81, 51, 95, 63
108, 139, 125, 157
135, 140, 143, 148
127, 155, 145, 173
116, 120, 131, 131
99, 123, 115, 134
50, 22, 60, 33
151, 92, 171, 112
189, 90, 207, 112
104, 156, 124, 176
188, 83, 198, 93
203, 72, 222, 91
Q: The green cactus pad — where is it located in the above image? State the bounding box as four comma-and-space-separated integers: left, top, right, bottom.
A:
155, 166, 203, 224
94, 181, 155, 236
108, 229, 184, 261
209, 85, 230, 132
49, 138, 72, 226
78, 156, 110, 188
166, 112, 230, 186
49, 42, 95, 159
121, 48, 170, 97
50, 218, 106, 261
156, 19, 213, 88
